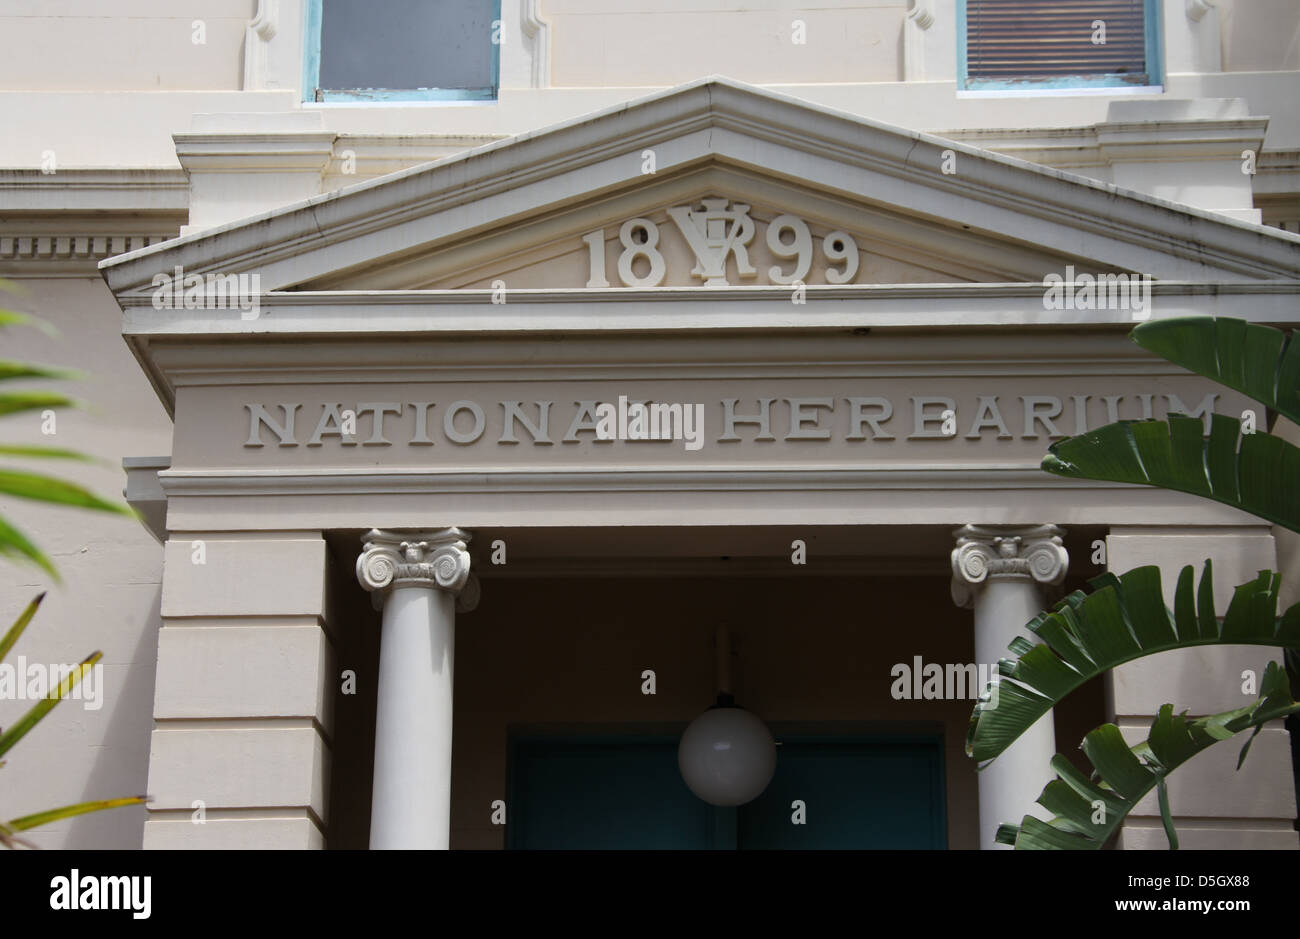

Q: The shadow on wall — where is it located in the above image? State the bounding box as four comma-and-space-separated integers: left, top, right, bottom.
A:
64, 583, 162, 848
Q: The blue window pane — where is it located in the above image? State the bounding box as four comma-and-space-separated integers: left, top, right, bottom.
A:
318, 0, 496, 93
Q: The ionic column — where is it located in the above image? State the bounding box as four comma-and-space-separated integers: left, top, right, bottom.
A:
357, 528, 480, 850
951, 524, 1068, 850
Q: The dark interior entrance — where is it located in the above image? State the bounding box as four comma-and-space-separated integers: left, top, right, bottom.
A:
507, 732, 947, 849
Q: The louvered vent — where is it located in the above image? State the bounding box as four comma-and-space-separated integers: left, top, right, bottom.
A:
966, 1, 1151, 85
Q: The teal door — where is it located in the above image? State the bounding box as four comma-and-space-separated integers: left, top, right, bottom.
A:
507, 733, 946, 849
507, 737, 723, 849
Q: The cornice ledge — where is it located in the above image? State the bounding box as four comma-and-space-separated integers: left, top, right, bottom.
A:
113, 278, 1300, 307
0, 168, 190, 215
156, 466, 1133, 498
1096, 118, 1269, 161
174, 132, 338, 173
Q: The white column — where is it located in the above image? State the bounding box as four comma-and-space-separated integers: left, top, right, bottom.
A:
951, 524, 1068, 850
357, 528, 480, 850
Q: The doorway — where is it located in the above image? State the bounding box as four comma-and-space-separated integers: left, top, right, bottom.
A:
506, 731, 946, 849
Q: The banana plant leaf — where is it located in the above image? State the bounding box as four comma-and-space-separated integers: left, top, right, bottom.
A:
1042, 412, 1300, 534
996, 661, 1300, 849
968, 560, 1300, 765
1131, 316, 1300, 427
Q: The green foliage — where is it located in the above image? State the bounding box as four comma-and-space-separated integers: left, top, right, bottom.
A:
995, 663, 1300, 849
0, 280, 146, 846
982, 315, 1300, 848
968, 561, 1300, 765
1131, 315, 1300, 426
0, 279, 136, 579
1044, 413, 1300, 533
0, 595, 146, 848
1043, 315, 1300, 533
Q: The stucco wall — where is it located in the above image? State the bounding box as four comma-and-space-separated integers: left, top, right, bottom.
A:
0, 276, 171, 847
546, 0, 907, 86
1, 1, 1295, 93
0, 1, 253, 92
1219, 0, 1300, 73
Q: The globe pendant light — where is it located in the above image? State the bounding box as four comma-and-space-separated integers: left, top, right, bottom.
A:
678, 626, 776, 806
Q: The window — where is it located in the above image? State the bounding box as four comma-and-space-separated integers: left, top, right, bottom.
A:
303, 0, 501, 103
959, 0, 1162, 93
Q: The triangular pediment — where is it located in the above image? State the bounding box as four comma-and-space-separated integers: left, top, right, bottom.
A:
321, 171, 1085, 291
101, 76, 1300, 300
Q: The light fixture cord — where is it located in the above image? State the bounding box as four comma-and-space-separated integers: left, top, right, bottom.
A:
715, 625, 733, 698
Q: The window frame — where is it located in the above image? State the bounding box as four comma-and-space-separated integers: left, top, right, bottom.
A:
957, 0, 1164, 95
301, 0, 501, 104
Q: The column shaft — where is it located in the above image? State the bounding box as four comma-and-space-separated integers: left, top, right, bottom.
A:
371, 585, 456, 849
952, 524, 1068, 850
971, 576, 1058, 850
357, 528, 477, 851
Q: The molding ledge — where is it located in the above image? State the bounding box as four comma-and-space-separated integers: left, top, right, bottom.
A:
0, 170, 187, 274
1, 232, 175, 276
0, 168, 189, 211
124, 455, 171, 543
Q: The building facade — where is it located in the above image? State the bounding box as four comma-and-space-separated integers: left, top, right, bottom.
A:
2, 0, 1298, 850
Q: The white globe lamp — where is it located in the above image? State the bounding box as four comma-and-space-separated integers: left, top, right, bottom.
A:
678, 626, 776, 806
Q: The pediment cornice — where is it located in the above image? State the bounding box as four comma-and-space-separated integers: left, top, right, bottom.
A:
100, 78, 1300, 298
121, 280, 1300, 416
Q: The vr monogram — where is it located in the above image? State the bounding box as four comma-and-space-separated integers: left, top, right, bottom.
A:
584, 198, 860, 287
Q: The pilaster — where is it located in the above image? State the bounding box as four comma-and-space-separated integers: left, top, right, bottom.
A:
143, 531, 335, 849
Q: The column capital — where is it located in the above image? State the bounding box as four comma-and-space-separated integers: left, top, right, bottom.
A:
950, 524, 1068, 609
357, 528, 479, 612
